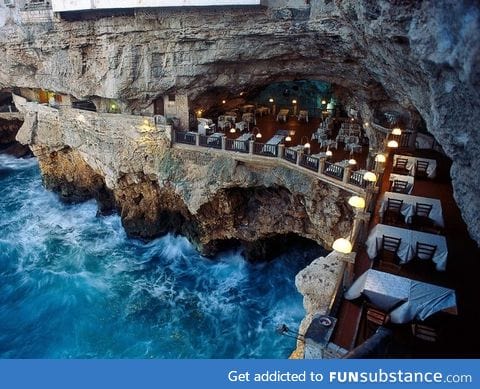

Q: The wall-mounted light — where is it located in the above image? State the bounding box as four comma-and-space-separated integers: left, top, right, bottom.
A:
375, 154, 386, 163
348, 195, 366, 209
332, 238, 353, 254
321, 99, 327, 105
222, 100, 226, 104
387, 140, 399, 148
230, 127, 236, 133
253, 127, 262, 139
292, 99, 297, 104
363, 171, 377, 183
269, 98, 274, 103
364, 122, 369, 127
348, 158, 357, 165
326, 149, 333, 157
285, 135, 292, 142
392, 128, 402, 136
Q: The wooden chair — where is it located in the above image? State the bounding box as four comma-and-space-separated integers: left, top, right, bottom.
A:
377, 235, 402, 272
414, 242, 437, 262
411, 323, 438, 343
411, 202, 433, 230
362, 303, 390, 339
393, 157, 409, 175
390, 179, 409, 194
415, 160, 430, 179
383, 198, 404, 226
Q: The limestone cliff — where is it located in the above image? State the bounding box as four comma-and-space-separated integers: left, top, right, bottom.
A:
14, 96, 354, 258
1, 1, 479, 244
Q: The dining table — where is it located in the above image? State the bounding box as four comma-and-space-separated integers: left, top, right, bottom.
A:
345, 269, 457, 323
379, 192, 444, 227
394, 154, 437, 178
366, 223, 448, 271
276, 109, 289, 122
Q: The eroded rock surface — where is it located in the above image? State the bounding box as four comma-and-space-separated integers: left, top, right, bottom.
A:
1, 1, 479, 243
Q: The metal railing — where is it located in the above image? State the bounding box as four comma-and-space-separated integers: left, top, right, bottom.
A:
225, 138, 249, 153
349, 171, 366, 188
253, 142, 278, 157
299, 153, 319, 172
174, 130, 196, 145
324, 161, 344, 180
199, 135, 222, 149
283, 148, 297, 164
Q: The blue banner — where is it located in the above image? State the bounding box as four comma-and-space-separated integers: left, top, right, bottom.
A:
0, 359, 478, 389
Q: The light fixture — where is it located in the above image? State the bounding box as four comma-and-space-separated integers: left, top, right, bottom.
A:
321, 99, 327, 105
143, 119, 149, 125
111, 103, 116, 109
222, 100, 226, 104
348, 158, 357, 165
332, 238, 352, 254
375, 154, 386, 163
292, 99, 297, 104
348, 196, 366, 209
240, 92, 244, 96
387, 140, 399, 148
364, 122, 369, 127
326, 149, 333, 157
351, 118, 354, 122
256, 132, 262, 139
229, 127, 236, 133
196, 109, 203, 116
392, 128, 402, 136
269, 98, 274, 103
363, 171, 377, 182
285, 135, 292, 142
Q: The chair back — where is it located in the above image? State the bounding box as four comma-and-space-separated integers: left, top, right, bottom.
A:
415, 202, 432, 217
391, 180, 409, 193
416, 160, 429, 174
412, 323, 438, 342
415, 242, 437, 261
387, 198, 403, 213
394, 157, 408, 169
381, 235, 402, 254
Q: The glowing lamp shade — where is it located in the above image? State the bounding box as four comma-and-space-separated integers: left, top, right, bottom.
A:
332, 238, 352, 254
269, 98, 274, 103
222, 100, 226, 104
326, 150, 333, 157
387, 140, 399, 148
229, 127, 236, 133
375, 154, 386, 163
255, 132, 262, 139
285, 135, 292, 142
363, 171, 377, 182
321, 100, 327, 105
292, 99, 297, 104
111, 104, 116, 109
392, 128, 402, 136
348, 196, 366, 209
304, 141, 311, 149
364, 122, 369, 126
348, 158, 357, 165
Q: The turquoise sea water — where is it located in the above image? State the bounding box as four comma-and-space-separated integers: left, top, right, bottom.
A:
0, 155, 321, 358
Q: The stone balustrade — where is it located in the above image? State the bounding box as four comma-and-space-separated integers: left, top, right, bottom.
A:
172, 129, 370, 195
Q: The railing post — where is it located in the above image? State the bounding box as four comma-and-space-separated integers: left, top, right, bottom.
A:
195, 133, 200, 146
221, 136, 226, 150
319, 158, 325, 174
343, 166, 351, 184
278, 144, 285, 159
249, 140, 254, 154
296, 151, 302, 166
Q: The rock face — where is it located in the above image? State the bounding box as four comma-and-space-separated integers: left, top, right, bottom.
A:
1, 1, 479, 244
14, 96, 354, 258
0, 113, 30, 157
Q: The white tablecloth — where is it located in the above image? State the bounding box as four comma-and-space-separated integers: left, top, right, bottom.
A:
345, 269, 457, 323
366, 224, 448, 271
389, 173, 415, 194
379, 192, 444, 227
266, 135, 285, 145
394, 154, 437, 178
